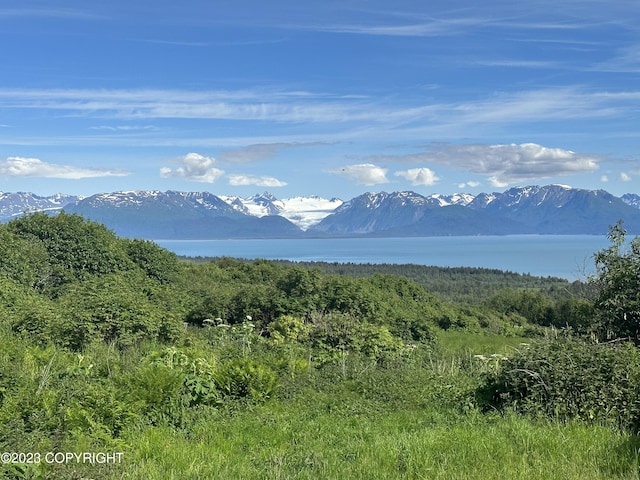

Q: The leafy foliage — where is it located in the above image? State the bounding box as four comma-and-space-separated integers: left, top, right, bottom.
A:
483, 288, 595, 332
7, 212, 135, 292
124, 238, 181, 284
273, 260, 583, 304
215, 358, 279, 401
592, 221, 640, 341
478, 337, 640, 431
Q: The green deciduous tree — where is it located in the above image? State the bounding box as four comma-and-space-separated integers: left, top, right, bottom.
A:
124, 238, 181, 284
592, 221, 640, 341
7, 213, 134, 292
0, 228, 50, 289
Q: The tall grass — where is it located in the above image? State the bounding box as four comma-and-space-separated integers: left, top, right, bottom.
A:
120, 404, 640, 479
436, 330, 530, 356
3, 327, 639, 479
116, 339, 640, 480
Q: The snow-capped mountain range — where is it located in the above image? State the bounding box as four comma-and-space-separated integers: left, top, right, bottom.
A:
1, 185, 640, 238
0, 192, 81, 219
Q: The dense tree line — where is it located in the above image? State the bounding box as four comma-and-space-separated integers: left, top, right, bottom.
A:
204, 259, 589, 304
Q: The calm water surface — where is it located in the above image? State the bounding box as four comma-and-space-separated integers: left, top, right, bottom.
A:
155, 235, 612, 281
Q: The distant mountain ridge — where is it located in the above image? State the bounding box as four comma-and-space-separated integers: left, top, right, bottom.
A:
0, 192, 80, 220
310, 185, 640, 236
1, 185, 639, 238
62, 190, 305, 239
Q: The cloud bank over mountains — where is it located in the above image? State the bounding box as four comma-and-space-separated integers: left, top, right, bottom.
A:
331, 143, 602, 188
0, 141, 617, 192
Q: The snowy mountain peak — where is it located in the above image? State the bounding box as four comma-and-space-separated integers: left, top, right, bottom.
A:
219, 192, 343, 230
250, 191, 278, 202
622, 193, 640, 209
429, 192, 475, 207
0, 192, 81, 219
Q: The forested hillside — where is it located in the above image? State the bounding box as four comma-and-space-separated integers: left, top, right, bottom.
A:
1, 213, 639, 479
269, 260, 588, 304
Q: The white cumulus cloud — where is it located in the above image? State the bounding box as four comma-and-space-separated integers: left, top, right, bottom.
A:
160, 152, 224, 183
620, 172, 631, 182
227, 174, 287, 187
367, 142, 600, 186
331, 163, 389, 185
394, 167, 439, 186
0, 156, 128, 179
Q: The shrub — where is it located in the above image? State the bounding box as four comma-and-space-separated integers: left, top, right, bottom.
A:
148, 347, 221, 407
215, 358, 278, 401
309, 313, 404, 364
52, 274, 182, 350
7, 212, 134, 292
124, 238, 181, 284
268, 315, 310, 343
123, 363, 185, 423
478, 337, 640, 431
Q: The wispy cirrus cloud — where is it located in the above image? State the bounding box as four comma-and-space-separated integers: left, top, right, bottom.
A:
217, 142, 327, 163
287, 5, 594, 39
1, 85, 635, 127
1, 86, 639, 147
308, 17, 488, 37
591, 44, 640, 73
472, 59, 564, 69
0, 87, 376, 123
0, 156, 128, 179
0, 8, 99, 19
89, 125, 158, 132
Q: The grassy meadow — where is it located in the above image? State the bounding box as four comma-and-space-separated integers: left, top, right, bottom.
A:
118, 334, 640, 480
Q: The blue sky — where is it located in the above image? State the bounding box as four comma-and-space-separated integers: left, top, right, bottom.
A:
1, 0, 639, 199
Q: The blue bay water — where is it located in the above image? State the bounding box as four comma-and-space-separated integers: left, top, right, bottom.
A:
155, 235, 613, 281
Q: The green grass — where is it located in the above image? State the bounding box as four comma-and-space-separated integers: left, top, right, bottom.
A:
118, 402, 640, 479
3, 327, 639, 479
112, 334, 640, 480
437, 330, 530, 356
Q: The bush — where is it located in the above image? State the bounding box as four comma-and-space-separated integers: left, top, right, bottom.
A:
7, 212, 134, 292
309, 313, 405, 364
123, 363, 185, 424
147, 347, 221, 407
52, 274, 182, 350
478, 337, 640, 431
215, 358, 278, 401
